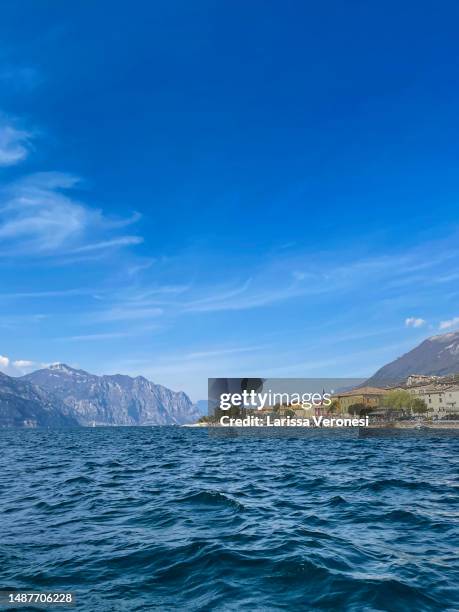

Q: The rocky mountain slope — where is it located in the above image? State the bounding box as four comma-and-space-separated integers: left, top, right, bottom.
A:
23, 364, 200, 426
0, 372, 78, 428
366, 330, 459, 385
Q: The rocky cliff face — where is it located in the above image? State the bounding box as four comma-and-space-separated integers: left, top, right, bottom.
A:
0, 372, 78, 428
23, 364, 200, 426
366, 330, 459, 385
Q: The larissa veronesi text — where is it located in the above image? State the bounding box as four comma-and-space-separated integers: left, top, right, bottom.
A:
219, 415, 370, 427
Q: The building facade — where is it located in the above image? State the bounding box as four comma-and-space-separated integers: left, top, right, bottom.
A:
334, 386, 387, 413
408, 385, 459, 417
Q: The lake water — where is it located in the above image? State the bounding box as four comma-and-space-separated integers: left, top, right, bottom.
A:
0, 428, 458, 611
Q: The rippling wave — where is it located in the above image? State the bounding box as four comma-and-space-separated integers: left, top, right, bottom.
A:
0, 428, 458, 610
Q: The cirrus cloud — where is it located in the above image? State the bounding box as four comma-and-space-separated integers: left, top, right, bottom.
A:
0, 124, 33, 166
0, 172, 143, 256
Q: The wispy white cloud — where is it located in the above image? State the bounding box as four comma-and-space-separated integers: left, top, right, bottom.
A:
405, 317, 426, 328
125, 259, 156, 277
73, 233, 459, 330
182, 278, 316, 313
0, 313, 48, 330
58, 332, 132, 342
0, 172, 142, 256
70, 236, 143, 253
0, 289, 95, 299
183, 345, 268, 360
183, 280, 252, 312
439, 316, 459, 330
93, 306, 163, 322
0, 172, 94, 251
0, 124, 33, 166
56, 323, 163, 342
172, 242, 459, 316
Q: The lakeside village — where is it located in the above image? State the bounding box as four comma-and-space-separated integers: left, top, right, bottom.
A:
199, 374, 459, 428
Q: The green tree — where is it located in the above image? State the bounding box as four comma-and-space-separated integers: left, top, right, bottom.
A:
411, 397, 428, 414
384, 390, 428, 416
383, 390, 412, 411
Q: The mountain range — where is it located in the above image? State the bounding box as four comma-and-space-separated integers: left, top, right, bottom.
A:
0, 364, 200, 427
2, 330, 459, 427
365, 330, 459, 385
0, 371, 77, 428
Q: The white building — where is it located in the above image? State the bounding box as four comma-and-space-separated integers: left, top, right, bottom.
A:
409, 385, 459, 417
444, 387, 459, 415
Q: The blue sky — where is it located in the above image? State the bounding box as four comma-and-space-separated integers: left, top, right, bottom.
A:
1, 1, 459, 399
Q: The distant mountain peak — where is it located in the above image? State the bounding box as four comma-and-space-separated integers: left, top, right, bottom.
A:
48, 363, 90, 376
49, 363, 76, 372
427, 330, 459, 343
366, 330, 459, 386
22, 364, 200, 426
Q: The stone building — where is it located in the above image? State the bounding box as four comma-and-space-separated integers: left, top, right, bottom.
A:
333, 386, 387, 413
408, 385, 459, 417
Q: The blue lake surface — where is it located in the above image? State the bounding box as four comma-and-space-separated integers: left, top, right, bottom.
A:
0, 428, 458, 611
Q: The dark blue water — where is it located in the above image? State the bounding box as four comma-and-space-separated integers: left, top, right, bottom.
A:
0, 428, 458, 611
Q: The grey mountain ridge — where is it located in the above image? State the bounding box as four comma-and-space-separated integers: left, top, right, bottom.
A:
0, 371, 78, 427
23, 364, 200, 426
0, 364, 200, 427
366, 330, 459, 385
